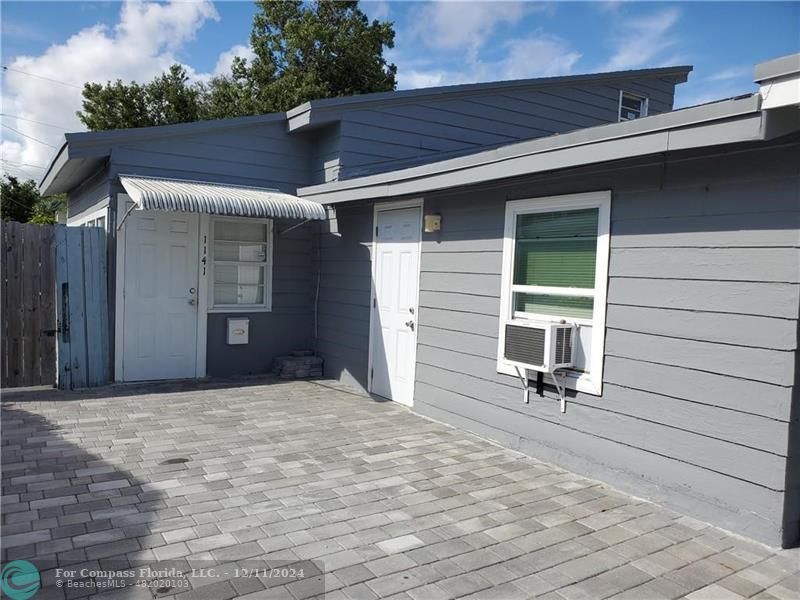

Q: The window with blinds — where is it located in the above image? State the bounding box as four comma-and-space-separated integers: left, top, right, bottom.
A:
211, 219, 272, 310
512, 208, 598, 321
497, 191, 611, 396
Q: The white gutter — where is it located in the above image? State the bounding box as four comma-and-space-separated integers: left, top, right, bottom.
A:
756, 54, 800, 110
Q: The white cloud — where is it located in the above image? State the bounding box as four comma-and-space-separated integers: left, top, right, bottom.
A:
211, 44, 256, 78
410, 1, 529, 60
602, 7, 681, 71
1, 0, 222, 177
363, 1, 391, 22
707, 65, 751, 82
397, 33, 581, 89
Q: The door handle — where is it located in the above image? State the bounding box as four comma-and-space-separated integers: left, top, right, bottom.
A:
188, 298, 197, 306
405, 320, 415, 331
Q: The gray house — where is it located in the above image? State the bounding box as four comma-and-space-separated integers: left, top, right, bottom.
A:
40, 55, 799, 548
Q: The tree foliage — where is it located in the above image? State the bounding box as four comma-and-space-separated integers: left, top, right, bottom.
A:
77, 0, 396, 130
78, 65, 202, 130
0, 175, 64, 224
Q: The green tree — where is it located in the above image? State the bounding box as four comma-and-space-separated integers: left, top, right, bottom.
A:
29, 194, 65, 225
78, 64, 202, 130
226, 0, 396, 114
0, 175, 64, 224
78, 1, 396, 129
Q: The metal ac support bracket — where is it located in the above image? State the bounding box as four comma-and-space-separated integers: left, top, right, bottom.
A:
514, 367, 568, 414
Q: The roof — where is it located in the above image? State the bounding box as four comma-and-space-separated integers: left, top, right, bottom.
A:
39, 113, 286, 196
285, 65, 692, 132
297, 92, 800, 205
754, 53, 800, 83
119, 175, 327, 220
39, 64, 692, 195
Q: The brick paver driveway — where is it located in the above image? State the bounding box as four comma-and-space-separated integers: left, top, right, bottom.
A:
3, 379, 798, 600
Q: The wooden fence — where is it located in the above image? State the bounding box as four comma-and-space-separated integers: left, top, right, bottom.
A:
1, 221, 109, 389
1, 221, 57, 387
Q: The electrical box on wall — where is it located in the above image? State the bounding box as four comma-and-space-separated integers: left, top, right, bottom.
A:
227, 317, 249, 345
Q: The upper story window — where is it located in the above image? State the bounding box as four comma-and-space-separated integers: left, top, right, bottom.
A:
497, 191, 611, 395
210, 218, 273, 311
618, 91, 648, 121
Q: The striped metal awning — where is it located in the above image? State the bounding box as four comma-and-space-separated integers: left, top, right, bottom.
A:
119, 175, 327, 220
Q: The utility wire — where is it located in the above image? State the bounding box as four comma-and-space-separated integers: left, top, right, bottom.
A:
0, 113, 69, 130
2, 65, 82, 89
0, 192, 41, 214
2, 159, 46, 170
1, 123, 58, 148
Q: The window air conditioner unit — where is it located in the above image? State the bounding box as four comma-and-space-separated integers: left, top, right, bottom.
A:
503, 320, 575, 412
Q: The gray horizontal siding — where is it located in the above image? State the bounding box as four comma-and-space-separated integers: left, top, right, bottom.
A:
206, 220, 314, 377
407, 141, 799, 546
67, 165, 110, 219
336, 75, 682, 179
415, 382, 784, 543
109, 121, 310, 194
312, 204, 373, 389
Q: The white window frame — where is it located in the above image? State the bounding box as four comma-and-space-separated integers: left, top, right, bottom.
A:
618, 90, 649, 122
497, 191, 611, 396
208, 216, 273, 313
67, 203, 110, 230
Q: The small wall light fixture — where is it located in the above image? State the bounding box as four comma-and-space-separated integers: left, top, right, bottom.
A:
423, 214, 442, 233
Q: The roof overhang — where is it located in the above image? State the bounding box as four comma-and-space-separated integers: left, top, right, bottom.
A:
298, 93, 800, 205
286, 65, 693, 132
119, 175, 326, 220
38, 137, 108, 196
38, 113, 287, 196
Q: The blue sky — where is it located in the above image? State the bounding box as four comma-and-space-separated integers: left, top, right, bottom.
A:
1, 1, 799, 174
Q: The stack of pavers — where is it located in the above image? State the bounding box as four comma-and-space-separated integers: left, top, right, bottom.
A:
272, 350, 324, 379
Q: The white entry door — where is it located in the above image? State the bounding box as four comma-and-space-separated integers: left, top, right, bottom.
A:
370, 205, 422, 406
122, 210, 200, 381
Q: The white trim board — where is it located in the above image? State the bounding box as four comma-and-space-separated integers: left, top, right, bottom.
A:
497, 190, 611, 396
367, 197, 424, 406
113, 194, 129, 383
68, 202, 110, 228
206, 216, 274, 314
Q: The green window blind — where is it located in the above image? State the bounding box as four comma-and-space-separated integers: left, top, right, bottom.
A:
513, 208, 599, 289
514, 294, 594, 319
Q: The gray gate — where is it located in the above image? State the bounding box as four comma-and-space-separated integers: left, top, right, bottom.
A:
54, 225, 110, 389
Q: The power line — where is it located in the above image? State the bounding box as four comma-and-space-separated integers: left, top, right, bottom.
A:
0, 113, 69, 130
0, 188, 41, 212
0, 156, 46, 184
2, 159, 46, 170
2, 65, 82, 89
1, 123, 58, 148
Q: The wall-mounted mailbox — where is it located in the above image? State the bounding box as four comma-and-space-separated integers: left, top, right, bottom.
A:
227, 317, 249, 345
423, 214, 442, 233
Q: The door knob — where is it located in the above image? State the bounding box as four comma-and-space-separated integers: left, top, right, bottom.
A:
405, 320, 415, 331
409, 307, 415, 314
188, 298, 197, 306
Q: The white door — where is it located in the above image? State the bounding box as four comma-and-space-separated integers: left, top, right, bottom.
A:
122, 210, 200, 381
370, 205, 421, 406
